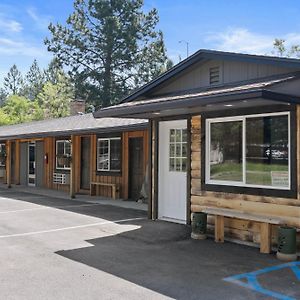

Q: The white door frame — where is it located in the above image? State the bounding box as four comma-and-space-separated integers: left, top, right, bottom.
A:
28, 142, 36, 187
158, 119, 188, 224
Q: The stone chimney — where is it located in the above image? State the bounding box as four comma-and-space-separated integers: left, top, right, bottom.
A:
70, 99, 86, 115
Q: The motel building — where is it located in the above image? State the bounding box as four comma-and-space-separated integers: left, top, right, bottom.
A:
0, 49, 299, 255
94, 49, 300, 254
0, 113, 148, 202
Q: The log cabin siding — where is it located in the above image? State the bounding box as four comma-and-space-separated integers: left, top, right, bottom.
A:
190, 111, 300, 247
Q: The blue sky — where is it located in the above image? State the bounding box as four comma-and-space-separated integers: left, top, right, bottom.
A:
1, 0, 300, 85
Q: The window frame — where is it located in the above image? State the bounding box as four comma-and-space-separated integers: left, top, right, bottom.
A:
0, 143, 6, 167
169, 128, 188, 172
56, 139, 72, 170
97, 137, 121, 172
205, 111, 291, 190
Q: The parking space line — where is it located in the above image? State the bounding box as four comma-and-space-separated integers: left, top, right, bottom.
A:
0, 203, 104, 214
0, 217, 145, 239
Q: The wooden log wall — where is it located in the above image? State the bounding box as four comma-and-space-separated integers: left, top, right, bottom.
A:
190, 114, 300, 248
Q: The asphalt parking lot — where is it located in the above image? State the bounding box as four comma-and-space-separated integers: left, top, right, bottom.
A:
0, 188, 299, 300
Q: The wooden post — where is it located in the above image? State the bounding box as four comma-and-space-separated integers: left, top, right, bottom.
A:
260, 222, 271, 254
297, 106, 300, 200
15, 140, 20, 185
215, 215, 224, 243
70, 135, 76, 198
147, 121, 153, 219
6, 140, 11, 188
152, 120, 159, 220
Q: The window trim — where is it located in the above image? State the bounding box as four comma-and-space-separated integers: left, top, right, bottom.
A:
56, 139, 71, 170
169, 128, 188, 172
0, 143, 6, 167
97, 137, 121, 172
205, 111, 291, 190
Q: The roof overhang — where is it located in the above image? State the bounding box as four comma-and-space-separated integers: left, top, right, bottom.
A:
94, 90, 300, 119
0, 123, 148, 141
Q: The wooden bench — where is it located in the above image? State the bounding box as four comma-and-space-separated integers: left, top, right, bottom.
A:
200, 207, 285, 254
90, 182, 119, 199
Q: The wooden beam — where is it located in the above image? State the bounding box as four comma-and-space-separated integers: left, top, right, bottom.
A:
147, 121, 152, 219
297, 105, 300, 200
152, 120, 159, 220
6, 140, 11, 188
15, 140, 20, 185
186, 116, 191, 225
215, 215, 224, 243
70, 135, 76, 198
260, 223, 271, 254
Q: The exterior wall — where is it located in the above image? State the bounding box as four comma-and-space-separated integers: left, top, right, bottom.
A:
2, 129, 148, 200
152, 60, 295, 96
190, 113, 300, 248
90, 130, 148, 199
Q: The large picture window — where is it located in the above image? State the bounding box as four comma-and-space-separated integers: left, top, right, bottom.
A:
206, 112, 290, 190
56, 140, 71, 170
97, 137, 121, 172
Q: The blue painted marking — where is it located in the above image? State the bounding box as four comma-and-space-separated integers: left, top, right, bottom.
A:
224, 261, 300, 300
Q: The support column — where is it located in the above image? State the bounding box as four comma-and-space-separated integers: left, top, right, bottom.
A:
15, 140, 20, 185
152, 119, 159, 220
260, 223, 271, 254
215, 215, 224, 243
70, 135, 76, 198
6, 140, 11, 188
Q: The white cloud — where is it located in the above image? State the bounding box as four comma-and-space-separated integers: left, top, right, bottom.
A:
0, 37, 50, 58
0, 18, 22, 33
205, 28, 300, 55
26, 7, 51, 31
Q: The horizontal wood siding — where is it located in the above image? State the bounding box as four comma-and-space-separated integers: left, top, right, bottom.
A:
190, 114, 300, 247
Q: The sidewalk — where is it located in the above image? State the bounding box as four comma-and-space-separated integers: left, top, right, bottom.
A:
0, 184, 148, 212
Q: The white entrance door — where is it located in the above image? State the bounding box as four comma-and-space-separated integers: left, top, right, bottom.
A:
158, 120, 187, 223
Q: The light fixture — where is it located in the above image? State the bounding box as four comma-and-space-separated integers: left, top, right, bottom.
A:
224, 104, 234, 107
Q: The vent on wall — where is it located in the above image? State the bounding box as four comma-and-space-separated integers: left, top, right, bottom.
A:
209, 66, 220, 85
53, 173, 70, 185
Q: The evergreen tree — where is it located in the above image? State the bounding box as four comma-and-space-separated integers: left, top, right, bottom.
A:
23, 59, 45, 100
45, 0, 168, 107
44, 58, 63, 84
0, 88, 7, 106
3, 64, 23, 95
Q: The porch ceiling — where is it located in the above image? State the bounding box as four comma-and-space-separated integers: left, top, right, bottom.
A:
93, 89, 297, 119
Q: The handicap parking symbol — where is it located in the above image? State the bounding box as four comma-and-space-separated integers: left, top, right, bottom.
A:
224, 262, 300, 300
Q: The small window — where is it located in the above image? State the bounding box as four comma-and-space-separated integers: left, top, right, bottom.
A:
97, 137, 121, 172
56, 140, 71, 170
0, 143, 6, 167
169, 129, 187, 172
206, 112, 290, 190
209, 66, 220, 85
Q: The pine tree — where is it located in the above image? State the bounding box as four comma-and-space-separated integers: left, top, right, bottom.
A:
45, 0, 168, 107
23, 59, 45, 100
3, 64, 23, 95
